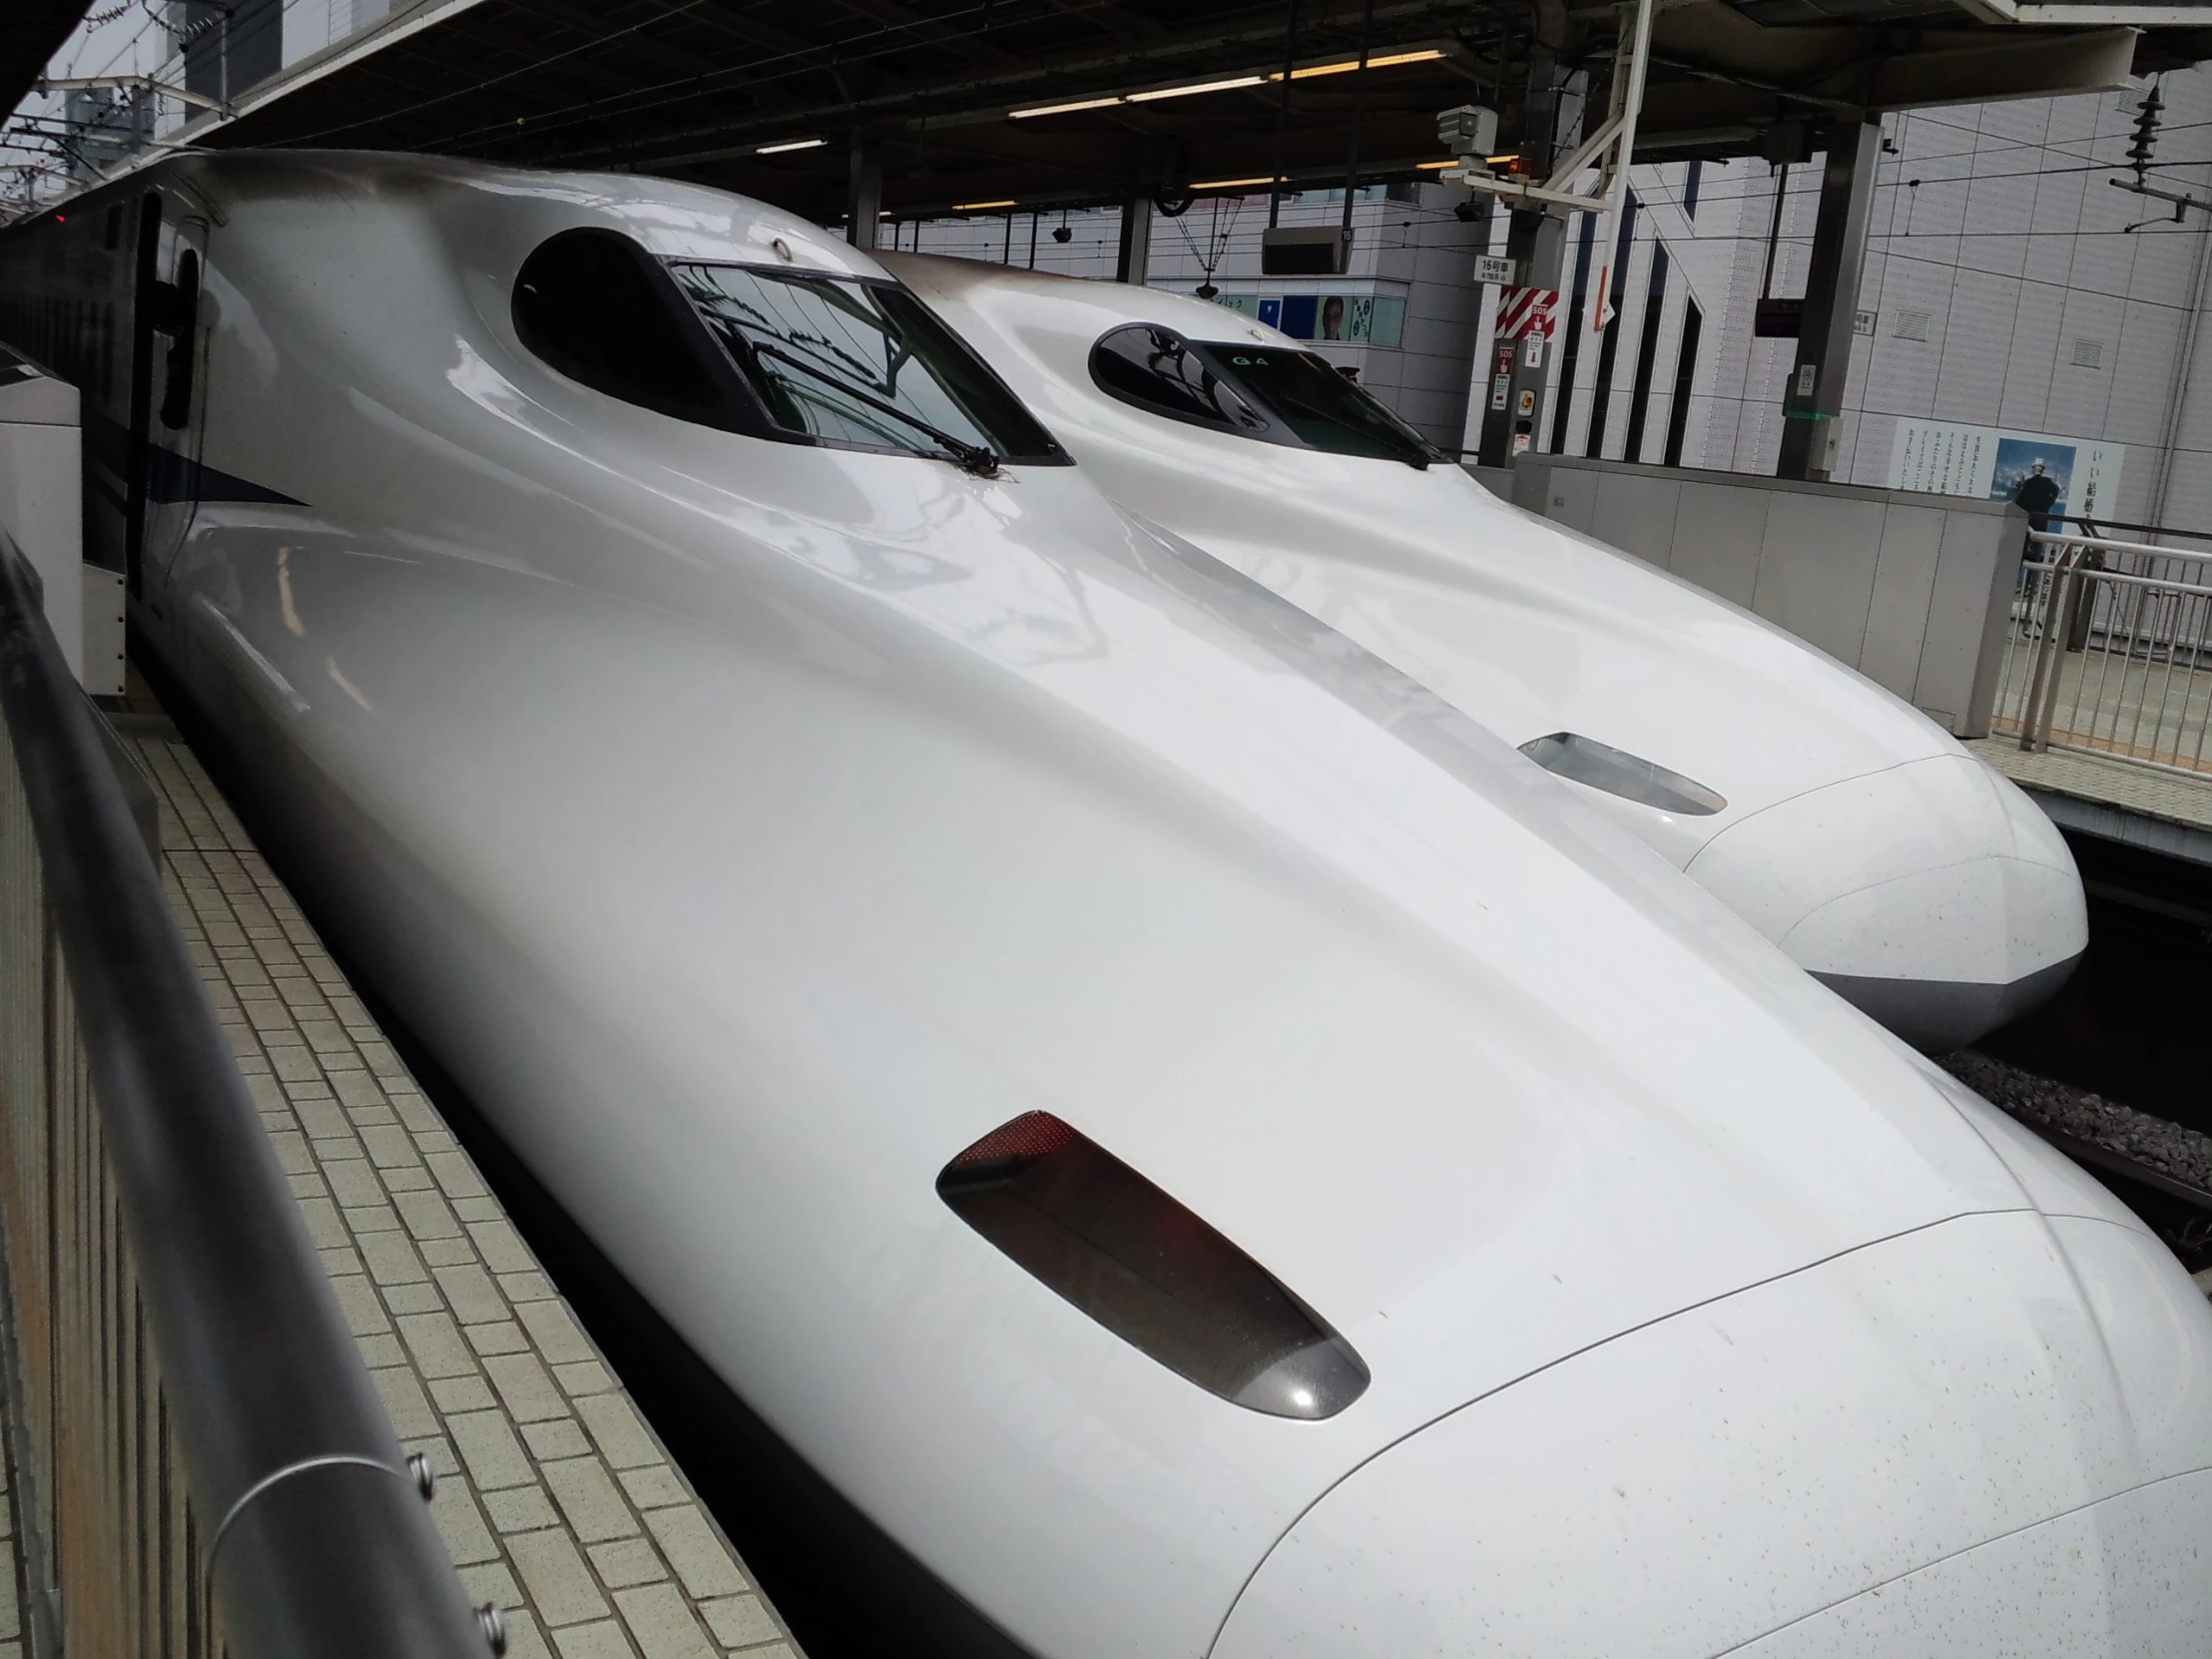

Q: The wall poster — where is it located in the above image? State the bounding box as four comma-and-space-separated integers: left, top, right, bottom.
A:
1887, 419, 2126, 526
1208, 291, 1406, 346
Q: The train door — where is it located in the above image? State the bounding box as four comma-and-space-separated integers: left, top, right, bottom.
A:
124, 194, 210, 598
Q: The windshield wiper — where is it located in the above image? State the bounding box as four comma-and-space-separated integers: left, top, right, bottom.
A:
751, 341, 1003, 476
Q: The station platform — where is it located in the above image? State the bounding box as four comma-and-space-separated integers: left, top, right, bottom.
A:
1968, 736, 2212, 866
108, 708, 804, 1659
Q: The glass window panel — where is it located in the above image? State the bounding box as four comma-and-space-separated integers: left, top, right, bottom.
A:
1209, 346, 1440, 465
1370, 295, 1406, 347
1090, 324, 1270, 434
672, 264, 1061, 464
514, 230, 728, 415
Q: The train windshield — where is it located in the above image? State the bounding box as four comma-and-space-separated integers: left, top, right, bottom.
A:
673, 265, 1064, 469
1091, 325, 1271, 434
1089, 322, 1441, 468
1208, 346, 1441, 467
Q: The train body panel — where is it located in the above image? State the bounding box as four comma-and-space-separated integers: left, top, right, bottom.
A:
4, 155, 2204, 1658
1218, 1207, 2212, 1659
879, 254, 2087, 1050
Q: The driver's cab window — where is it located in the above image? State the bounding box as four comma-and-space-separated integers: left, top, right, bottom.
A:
511, 227, 1066, 470
512, 229, 734, 423
1088, 321, 1441, 468
1089, 325, 1269, 435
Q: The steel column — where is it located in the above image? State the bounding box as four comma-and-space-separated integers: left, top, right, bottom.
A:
846, 129, 881, 252
1477, 210, 1565, 464
1117, 192, 1154, 285
1777, 120, 1881, 481
1475, 38, 1566, 467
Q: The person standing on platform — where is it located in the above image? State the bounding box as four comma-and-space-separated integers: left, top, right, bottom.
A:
2012, 459, 2062, 543
2009, 457, 2066, 607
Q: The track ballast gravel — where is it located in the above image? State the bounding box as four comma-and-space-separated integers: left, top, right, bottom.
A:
1940, 1049, 2212, 1197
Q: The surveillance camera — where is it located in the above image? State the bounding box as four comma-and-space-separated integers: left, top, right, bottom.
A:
1435, 104, 1499, 160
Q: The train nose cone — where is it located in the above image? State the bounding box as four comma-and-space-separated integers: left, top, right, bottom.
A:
1214, 1211, 2212, 1659
1684, 754, 2085, 1050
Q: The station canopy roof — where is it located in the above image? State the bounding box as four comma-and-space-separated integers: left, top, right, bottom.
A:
1, 1, 109, 129
126, 0, 2212, 221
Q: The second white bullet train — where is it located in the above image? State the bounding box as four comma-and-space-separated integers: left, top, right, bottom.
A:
5, 153, 2206, 1659
882, 254, 2087, 1051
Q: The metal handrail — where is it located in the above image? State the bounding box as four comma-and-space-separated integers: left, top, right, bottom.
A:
2044, 514, 2212, 546
2018, 557, 2208, 594
1997, 534, 2212, 775
0, 534, 490, 1656
2027, 527, 2212, 570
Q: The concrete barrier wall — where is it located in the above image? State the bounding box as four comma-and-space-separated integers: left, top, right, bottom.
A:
1492, 455, 2025, 739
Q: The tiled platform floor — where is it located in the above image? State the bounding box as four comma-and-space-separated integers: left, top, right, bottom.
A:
126, 724, 804, 1659
1969, 733, 2212, 867
1968, 735, 2212, 835
0, 1387, 21, 1659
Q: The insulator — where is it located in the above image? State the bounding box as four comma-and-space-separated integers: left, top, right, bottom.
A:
2128, 86, 2164, 167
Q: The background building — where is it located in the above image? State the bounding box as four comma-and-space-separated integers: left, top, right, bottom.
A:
897, 66, 2212, 533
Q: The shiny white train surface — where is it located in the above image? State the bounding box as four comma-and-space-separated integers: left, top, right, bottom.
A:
881, 254, 2086, 1052
4, 153, 2207, 1659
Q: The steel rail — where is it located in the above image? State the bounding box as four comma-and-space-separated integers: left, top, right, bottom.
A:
0, 533, 489, 1657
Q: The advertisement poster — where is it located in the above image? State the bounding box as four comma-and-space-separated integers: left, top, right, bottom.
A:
1888, 420, 2125, 525
1211, 291, 1406, 346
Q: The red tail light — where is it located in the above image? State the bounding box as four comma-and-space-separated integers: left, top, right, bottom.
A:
937, 1112, 1369, 1419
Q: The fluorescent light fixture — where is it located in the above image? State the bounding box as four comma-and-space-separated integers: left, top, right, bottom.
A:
1415, 160, 1457, 170
1190, 176, 1285, 190
954, 200, 1018, 212
1271, 47, 1446, 81
757, 137, 827, 154
1010, 95, 1125, 118
1010, 48, 1439, 121
1126, 75, 1265, 102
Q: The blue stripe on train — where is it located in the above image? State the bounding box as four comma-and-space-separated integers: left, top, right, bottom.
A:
146, 442, 303, 506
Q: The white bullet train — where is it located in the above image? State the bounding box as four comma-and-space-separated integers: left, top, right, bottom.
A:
6, 153, 2207, 1659
880, 254, 2086, 1052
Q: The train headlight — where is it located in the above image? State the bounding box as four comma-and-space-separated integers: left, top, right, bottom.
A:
937, 1112, 1370, 1419
1519, 732, 1726, 817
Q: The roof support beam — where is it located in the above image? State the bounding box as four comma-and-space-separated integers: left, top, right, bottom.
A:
1959, 2, 2209, 23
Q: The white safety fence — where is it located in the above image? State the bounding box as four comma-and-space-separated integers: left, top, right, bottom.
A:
1994, 531, 2212, 775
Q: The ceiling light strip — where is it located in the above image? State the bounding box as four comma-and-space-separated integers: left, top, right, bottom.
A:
1126, 75, 1266, 103
1009, 94, 1125, 119
1010, 47, 1445, 120
1271, 47, 1445, 80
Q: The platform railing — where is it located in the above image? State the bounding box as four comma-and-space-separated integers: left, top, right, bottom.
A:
0, 533, 494, 1658
1996, 530, 2212, 776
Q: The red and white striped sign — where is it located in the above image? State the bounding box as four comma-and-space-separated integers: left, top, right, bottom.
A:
1494, 286, 1559, 341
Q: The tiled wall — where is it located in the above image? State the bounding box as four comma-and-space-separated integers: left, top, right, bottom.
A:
1684, 69, 2212, 526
